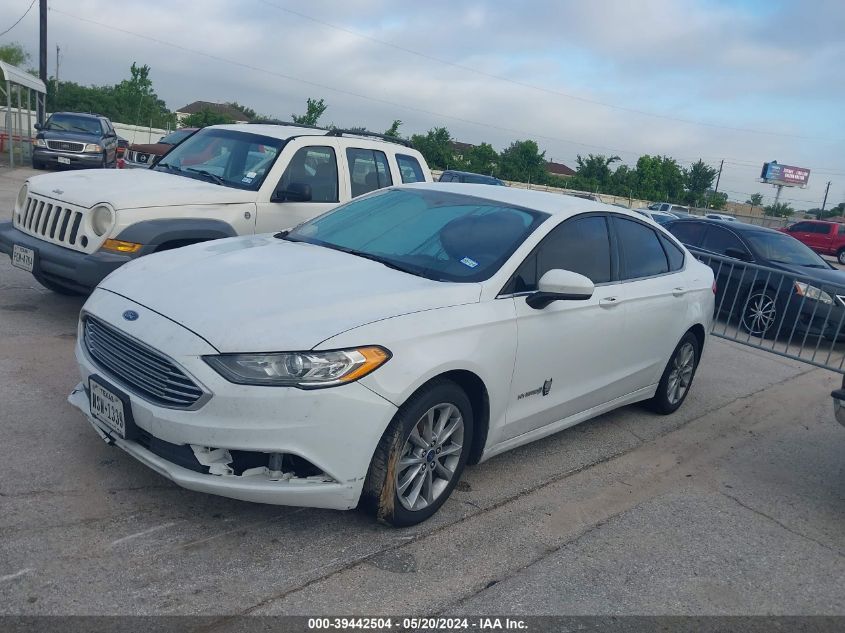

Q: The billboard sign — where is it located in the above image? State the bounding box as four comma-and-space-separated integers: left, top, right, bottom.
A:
760, 161, 811, 188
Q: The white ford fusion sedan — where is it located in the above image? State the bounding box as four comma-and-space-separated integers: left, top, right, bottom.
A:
69, 183, 714, 526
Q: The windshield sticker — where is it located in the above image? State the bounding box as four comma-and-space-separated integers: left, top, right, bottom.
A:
241, 176, 254, 184
460, 257, 479, 268
246, 171, 257, 178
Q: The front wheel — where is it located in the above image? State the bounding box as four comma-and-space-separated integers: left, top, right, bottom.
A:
740, 288, 780, 338
647, 332, 700, 415
837, 249, 845, 266
361, 380, 473, 527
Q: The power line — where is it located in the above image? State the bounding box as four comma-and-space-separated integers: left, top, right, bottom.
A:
0, 0, 37, 38
258, 0, 843, 144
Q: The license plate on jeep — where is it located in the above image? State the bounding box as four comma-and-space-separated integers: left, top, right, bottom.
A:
11, 244, 34, 272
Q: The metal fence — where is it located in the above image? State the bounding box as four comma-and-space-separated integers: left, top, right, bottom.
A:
695, 251, 845, 373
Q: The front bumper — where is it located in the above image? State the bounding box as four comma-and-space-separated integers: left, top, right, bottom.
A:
0, 222, 137, 293
68, 289, 398, 509
33, 147, 103, 168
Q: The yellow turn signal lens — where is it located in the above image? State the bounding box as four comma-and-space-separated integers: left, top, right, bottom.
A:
101, 239, 142, 253
338, 346, 392, 383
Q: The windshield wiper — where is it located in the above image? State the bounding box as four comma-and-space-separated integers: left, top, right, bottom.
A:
185, 168, 225, 185
157, 163, 182, 173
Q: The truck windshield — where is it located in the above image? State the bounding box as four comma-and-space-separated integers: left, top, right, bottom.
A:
154, 128, 285, 190
45, 114, 101, 134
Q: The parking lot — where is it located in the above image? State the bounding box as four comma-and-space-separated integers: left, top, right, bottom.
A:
0, 166, 843, 617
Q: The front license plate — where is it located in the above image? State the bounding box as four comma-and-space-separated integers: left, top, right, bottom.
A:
90, 379, 127, 439
57, 156, 71, 165
11, 244, 34, 272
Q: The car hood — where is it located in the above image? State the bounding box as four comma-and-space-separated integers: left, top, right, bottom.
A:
26, 168, 255, 209
38, 129, 100, 143
98, 236, 483, 352
768, 261, 845, 287
127, 142, 170, 155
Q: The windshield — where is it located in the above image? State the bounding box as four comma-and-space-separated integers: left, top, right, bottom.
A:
285, 188, 548, 282
45, 114, 101, 134
160, 129, 194, 145
745, 231, 830, 268
154, 128, 284, 190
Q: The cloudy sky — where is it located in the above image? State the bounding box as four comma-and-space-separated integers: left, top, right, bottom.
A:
2, 0, 843, 208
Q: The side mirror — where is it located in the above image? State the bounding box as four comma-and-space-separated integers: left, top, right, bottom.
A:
724, 247, 751, 261
273, 182, 312, 203
34, 122, 42, 130
526, 269, 594, 309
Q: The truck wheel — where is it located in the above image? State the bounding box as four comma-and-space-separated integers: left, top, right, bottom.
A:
837, 249, 845, 265
32, 158, 44, 170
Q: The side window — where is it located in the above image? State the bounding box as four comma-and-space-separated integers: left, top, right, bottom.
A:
671, 206, 686, 213
100, 120, 109, 135
838, 225, 845, 236
440, 173, 453, 182
659, 234, 685, 271
812, 223, 831, 234
509, 215, 612, 293
396, 154, 425, 183
278, 146, 338, 203
789, 222, 810, 232
347, 148, 392, 198
701, 226, 747, 257
667, 221, 707, 247
614, 216, 669, 279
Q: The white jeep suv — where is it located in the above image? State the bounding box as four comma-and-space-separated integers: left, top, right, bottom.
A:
0, 123, 431, 294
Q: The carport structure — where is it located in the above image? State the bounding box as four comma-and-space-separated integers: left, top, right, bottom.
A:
0, 60, 46, 168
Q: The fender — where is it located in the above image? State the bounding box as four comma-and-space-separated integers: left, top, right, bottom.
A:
115, 218, 238, 249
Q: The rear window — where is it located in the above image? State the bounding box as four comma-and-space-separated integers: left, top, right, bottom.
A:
397, 154, 425, 183
668, 222, 707, 247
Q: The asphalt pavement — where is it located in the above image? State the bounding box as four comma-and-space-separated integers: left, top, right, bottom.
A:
0, 167, 842, 619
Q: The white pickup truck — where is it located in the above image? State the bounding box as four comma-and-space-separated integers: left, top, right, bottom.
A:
0, 123, 431, 294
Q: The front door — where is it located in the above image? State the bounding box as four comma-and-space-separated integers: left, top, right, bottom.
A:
254, 143, 342, 234
504, 214, 629, 440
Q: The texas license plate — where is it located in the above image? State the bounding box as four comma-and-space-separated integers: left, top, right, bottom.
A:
90, 379, 127, 439
11, 244, 34, 272
58, 156, 71, 165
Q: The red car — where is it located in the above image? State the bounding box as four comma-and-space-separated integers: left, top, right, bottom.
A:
780, 220, 845, 264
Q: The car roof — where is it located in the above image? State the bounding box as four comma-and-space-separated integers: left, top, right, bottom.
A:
443, 170, 498, 177
208, 123, 417, 149
402, 182, 637, 217
52, 111, 103, 119
668, 216, 779, 235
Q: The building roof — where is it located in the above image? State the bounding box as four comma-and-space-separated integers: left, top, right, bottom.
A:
546, 161, 576, 176
175, 101, 251, 122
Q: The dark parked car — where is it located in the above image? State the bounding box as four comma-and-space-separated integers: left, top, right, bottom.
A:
32, 112, 119, 169
665, 218, 845, 339
122, 127, 198, 169
438, 170, 506, 186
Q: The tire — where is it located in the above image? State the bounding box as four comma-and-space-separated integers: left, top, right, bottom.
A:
34, 276, 84, 296
31, 159, 44, 170
837, 249, 845, 266
740, 287, 780, 339
361, 379, 473, 527
647, 331, 700, 415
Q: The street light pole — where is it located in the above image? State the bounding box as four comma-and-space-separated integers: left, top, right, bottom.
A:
38, 0, 47, 124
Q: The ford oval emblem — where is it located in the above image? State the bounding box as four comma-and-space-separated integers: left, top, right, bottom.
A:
122, 310, 139, 321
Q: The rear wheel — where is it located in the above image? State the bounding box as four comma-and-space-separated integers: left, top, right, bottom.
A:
647, 332, 700, 415
361, 380, 473, 527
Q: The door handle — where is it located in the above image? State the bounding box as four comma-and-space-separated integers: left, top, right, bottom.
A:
672, 287, 687, 297
599, 296, 620, 308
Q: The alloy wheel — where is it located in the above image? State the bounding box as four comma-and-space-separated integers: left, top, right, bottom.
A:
667, 341, 695, 405
395, 403, 464, 512
741, 291, 777, 336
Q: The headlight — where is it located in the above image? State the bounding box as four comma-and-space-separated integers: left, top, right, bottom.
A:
90, 205, 114, 236
204, 346, 391, 388
84, 143, 103, 153
794, 281, 833, 304
34, 138, 47, 147
15, 184, 28, 213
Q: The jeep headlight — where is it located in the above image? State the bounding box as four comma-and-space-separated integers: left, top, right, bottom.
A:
84, 143, 103, 153
15, 183, 28, 215
203, 346, 391, 388
794, 281, 833, 304
90, 205, 114, 236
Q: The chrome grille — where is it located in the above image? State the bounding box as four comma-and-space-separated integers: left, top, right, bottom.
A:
84, 316, 205, 408
46, 140, 84, 152
15, 194, 88, 251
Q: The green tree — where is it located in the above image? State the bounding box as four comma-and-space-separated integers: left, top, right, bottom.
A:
498, 139, 546, 183
384, 119, 402, 138
464, 142, 498, 175
633, 155, 685, 203
0, 42, 29, 67
291, 97, 327, 126
568, 154, 620, 192
410, 127, 456, 170
684, 160, 717, 207
746, 193, 763, 206
705, 191, 728, 210
764, 201, 794, 218
180, 108, 234, 128
228, 102, 256, 121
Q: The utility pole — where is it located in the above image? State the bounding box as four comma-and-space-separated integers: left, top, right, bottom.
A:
821, 181, 831, 214
38, 0, 47, 124
710, 159, 724, 208
55, 45, 60, 95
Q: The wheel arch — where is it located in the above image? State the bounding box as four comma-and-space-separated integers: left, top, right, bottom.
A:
114, 218, 238, 252
686, 323, 706, 361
